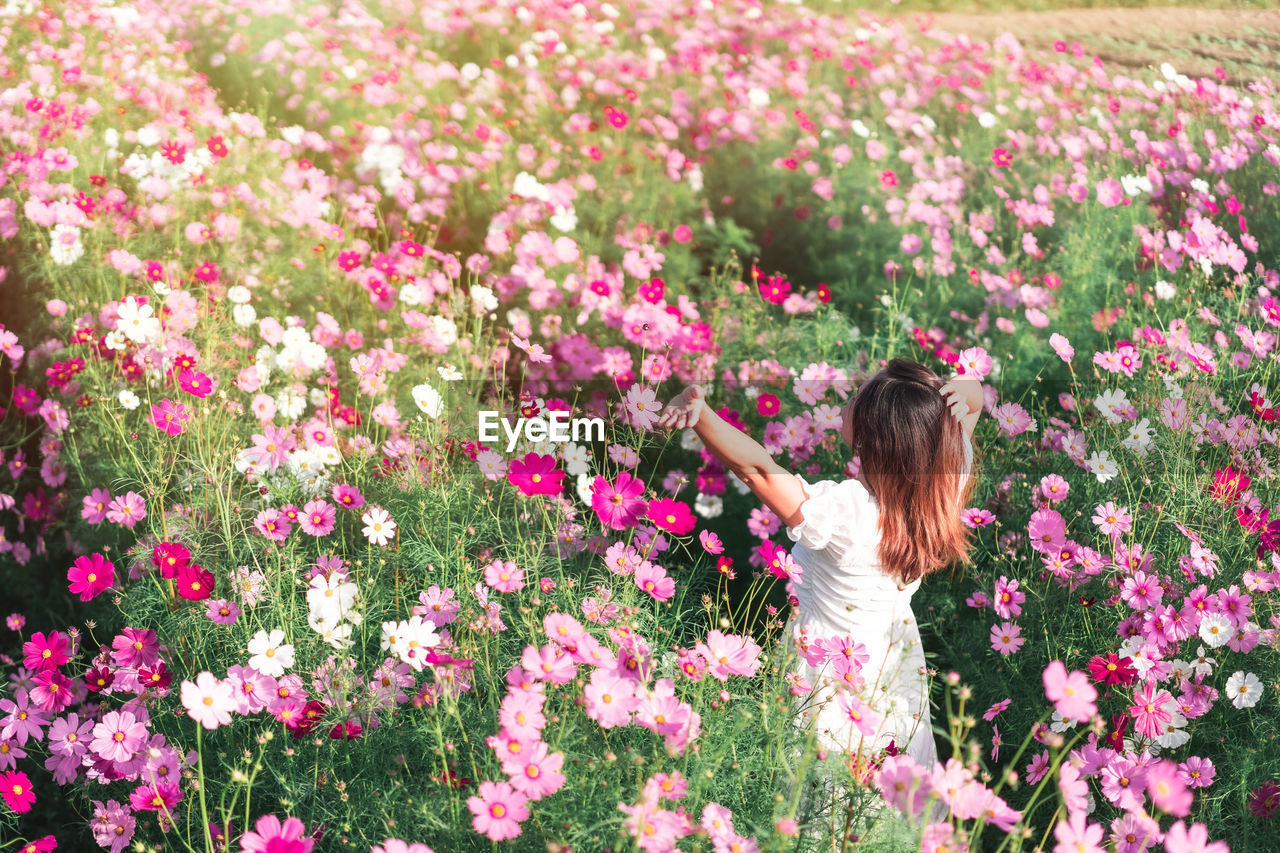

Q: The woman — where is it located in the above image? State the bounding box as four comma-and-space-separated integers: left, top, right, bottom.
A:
657, 358, 982, 776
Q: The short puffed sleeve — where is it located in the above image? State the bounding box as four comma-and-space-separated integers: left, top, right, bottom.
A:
784, 475, 866, 553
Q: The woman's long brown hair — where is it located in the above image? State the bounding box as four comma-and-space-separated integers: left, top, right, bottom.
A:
849, 358, 977, 589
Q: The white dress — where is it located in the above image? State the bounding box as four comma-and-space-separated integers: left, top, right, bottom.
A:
782, 435, 972, 773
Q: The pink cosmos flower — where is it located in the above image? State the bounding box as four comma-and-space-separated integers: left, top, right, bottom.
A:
1093, 501, 1133, 536
498, 689, 546, 742
372, 842, 434, 853
1039, 474, 1070, 502
1129, 681, 1174, 738
128, 781, 182, 814
1044, 330, 1075, 361
522, 644, 577, 685
300, 499, 336, 536
955, 346, 993, 379
177, 563, 215, 601
67, 552, 116, 601
467, 780, 530, 842
634, 562, 675, 602
584, 669, 638, 729
992, 576, 1025, 618
1178, 756, 1215, 788
591, 470, 648, 529
1026, 510, 1066, 555
1161, 821, 1228, 853
983, 698, 1011, 721
836, 691, 881, 738
181, 672, 236, 730
1146, 759, 1192, 817
1096, 177, 1124, 207
501, 739, 566, 801
253, 508, 292, 542
1054, 811, 1106, 853
0, 690, 49, 746
1042, 660, 1097, 723
106, 491, 146, 528
90, 709, 148, 763
239, 814, 315, 853
81, 488, 113, 524
152, 541, 191, 579
30, 669, 73, 713
150, 398, 190, 436
699, 530, 724, 554
962, 508, 996, 528
112, 626, 160, 669
990, 621, 1024, 655
205, 599, 241, 625
484, 559, 525, 593
508, 453, 565, 497
696, 631, 763, 680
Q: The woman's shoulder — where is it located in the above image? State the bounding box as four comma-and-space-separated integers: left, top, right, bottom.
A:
785, 475, 876, 553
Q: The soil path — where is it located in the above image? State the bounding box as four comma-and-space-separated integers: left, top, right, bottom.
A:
901, 7, 1280, 82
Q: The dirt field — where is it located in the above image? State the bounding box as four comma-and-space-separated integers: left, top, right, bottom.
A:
903, 7, 1280, 83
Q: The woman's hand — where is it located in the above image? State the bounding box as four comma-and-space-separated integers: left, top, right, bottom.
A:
656, 384, 706, 432
939, 380, 971, 423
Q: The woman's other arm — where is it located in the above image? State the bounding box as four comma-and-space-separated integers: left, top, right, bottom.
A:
657, 385, 808, 527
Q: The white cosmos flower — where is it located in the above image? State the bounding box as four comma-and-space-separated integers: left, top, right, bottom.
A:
116, 296, 159, 344
1198, 613, 1233, 648
118, 389, 141, 410
361, 506, 396, 546
1190, 645, 1216, 678
561, 442, 590, 477
694, 492, 724, 519
437, 363, 463, 381
1121, 418, 1154, 455
246, 628, 294, 678
1226, 670, 1262, 709
412, 383, 444, 418
1086, 450, 1119, 484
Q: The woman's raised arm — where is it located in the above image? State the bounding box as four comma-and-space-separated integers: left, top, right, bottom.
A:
658, 385, 809, 528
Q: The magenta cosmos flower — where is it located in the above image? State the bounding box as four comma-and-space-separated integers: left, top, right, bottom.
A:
646, 498, 695, 535
468, 780, 530, 842
591, 470, 647, 529
68, 552, 116, 601
177, 368, 213, 398
0, 769, 36, 813
150, 398, 190, 436
507, 453, 564, 497
331, 483, 365, 511
239, 814, 315, 853
22, 630, 69, 672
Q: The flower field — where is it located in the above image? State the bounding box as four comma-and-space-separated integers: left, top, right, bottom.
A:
3, 0, 1280, 850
